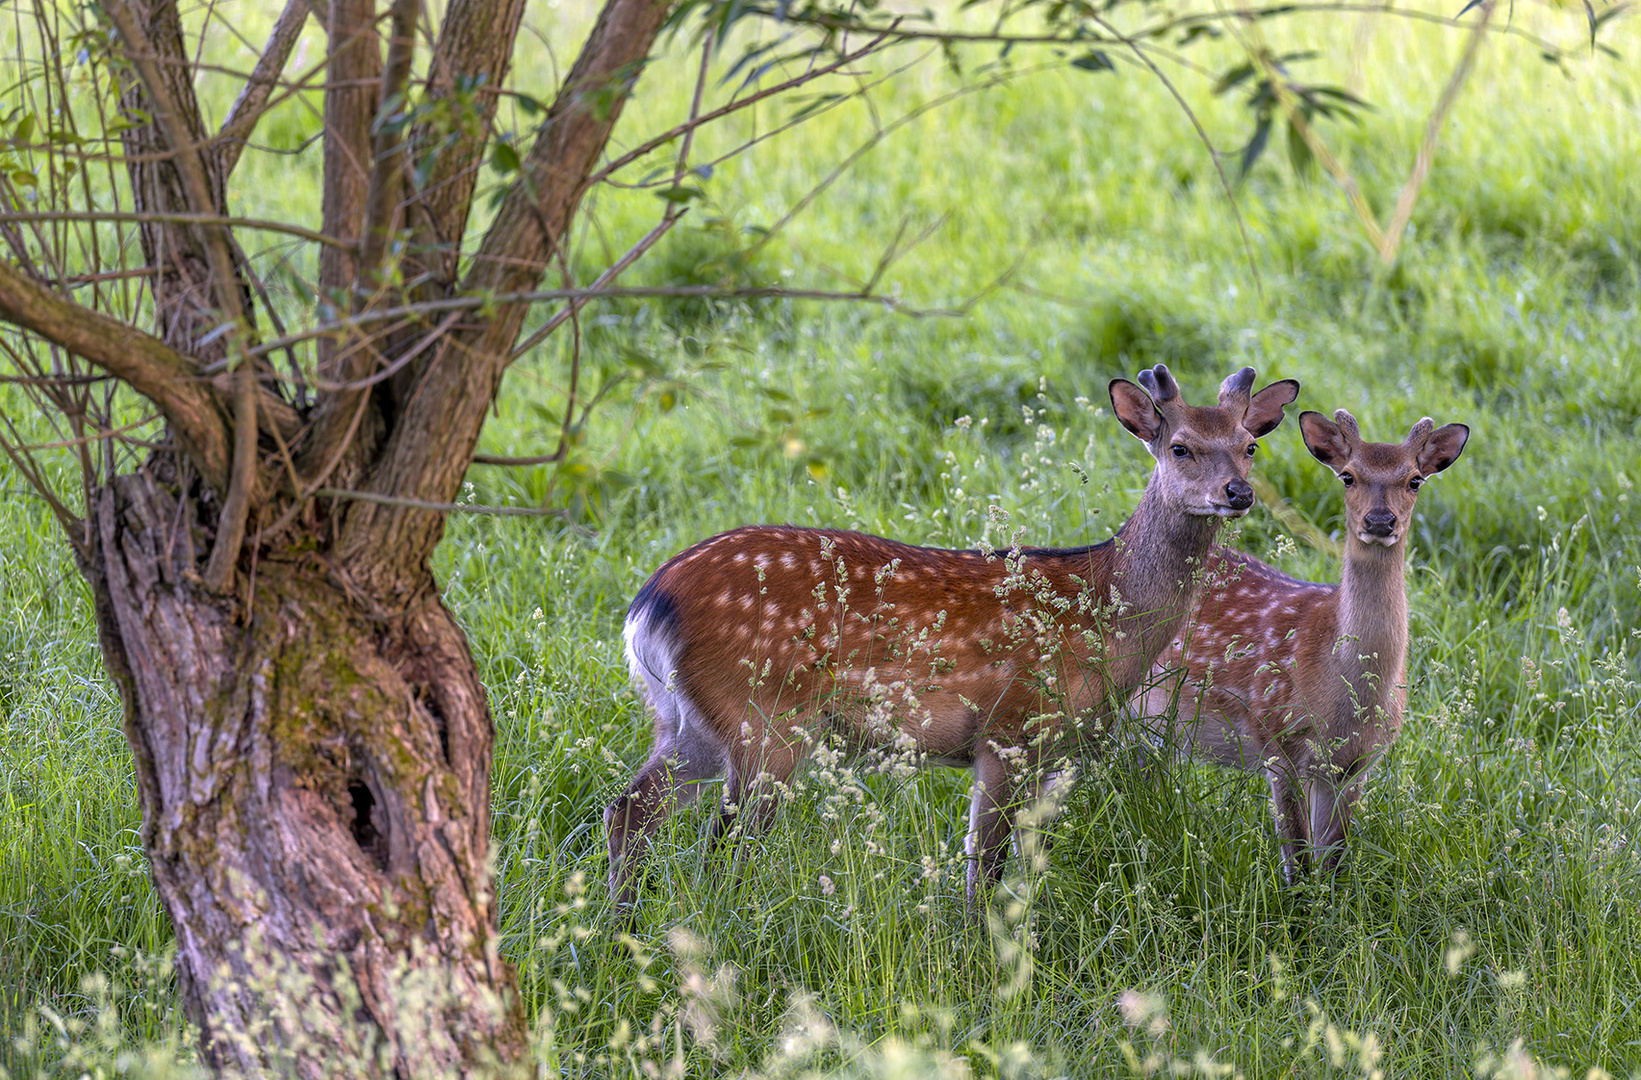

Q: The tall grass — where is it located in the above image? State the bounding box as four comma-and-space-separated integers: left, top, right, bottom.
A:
3, 0, 1640, 1075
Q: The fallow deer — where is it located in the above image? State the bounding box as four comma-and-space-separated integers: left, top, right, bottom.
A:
605, 365, 1301, 909
1134, 410, 1469, 881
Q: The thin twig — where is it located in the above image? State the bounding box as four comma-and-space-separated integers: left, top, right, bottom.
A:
0, 211, 356, 250
217, 0, 312, 176
243, 283, 967, 362
10, 416, 157, 452
0, 422, 85, 547
1377, 0, 1495, 264
310, 310, 463, 392
250, 388, 372, 545
507, 213, 684, 361
316, 486, 574, 517
470, 451, 562, 467
585, 31, 892, 188
1089, 11, 1262, 299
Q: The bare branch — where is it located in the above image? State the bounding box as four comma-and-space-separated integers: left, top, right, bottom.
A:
300, 0, 421, 480
106, 2, 248, 331
585, 32, 892, 188
412, 0, 529, 267
1087, 11, 1261, 298
470, 451, 562, 467
317, 0, 382, 381
332, 0, 687, 586
1377, 0, 1494, 264
0, 423, 85, 545
0, 210, 356, 251
507, 211, 682, 361
318, 486, 574, 518
0, 260, 231, 490
356, 0, 420, 291
217, 0, 312, 177
107, 1, 259, 591
243, 279, 963, 362
204, 345, 258, 590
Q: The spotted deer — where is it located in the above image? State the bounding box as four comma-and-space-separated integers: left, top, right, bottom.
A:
605, 365, 1301, 910
1135, 410, 1469, 881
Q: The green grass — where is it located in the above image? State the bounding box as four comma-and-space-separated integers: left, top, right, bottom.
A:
4, 0, 1641, 1075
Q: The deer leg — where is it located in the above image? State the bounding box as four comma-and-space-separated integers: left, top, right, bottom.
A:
1307, 770, 1364, 875
1264, 755, 1310, 885
710, 725, 807, 861
966, 741, 1023, 907
605, 704, 725, 909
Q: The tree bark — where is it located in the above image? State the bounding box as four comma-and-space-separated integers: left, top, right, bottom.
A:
85, 468, 525, 1077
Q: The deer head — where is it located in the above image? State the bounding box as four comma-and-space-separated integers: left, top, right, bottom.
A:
1108, 364, 1301, 518
1299, 409, 1470, 547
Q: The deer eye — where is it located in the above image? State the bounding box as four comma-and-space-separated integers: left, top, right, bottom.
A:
1340, 472, 1355, 487
1245, 443, 1258, 457
1409, 476, 1423, 491
1170, 444, 1190, 458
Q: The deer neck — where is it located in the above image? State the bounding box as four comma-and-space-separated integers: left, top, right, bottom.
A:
1336, 538, 1409, 688
1109, 475, 1223, 636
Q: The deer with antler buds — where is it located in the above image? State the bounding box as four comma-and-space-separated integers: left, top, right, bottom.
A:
1135, 409, 1470, 880
605, 365, 1301, 910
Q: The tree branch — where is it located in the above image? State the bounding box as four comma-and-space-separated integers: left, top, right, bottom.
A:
355, 0, 419, 292
1376, 0, 1494, 264
0, 260, 231, 491
411, 0, 529, 271
0, 210, 355, 251
216, 0, 312, 177
335, 0, 673, 594
316, 0, 381, 382
107, 0, 259, 591
106, 2, 249, 332
299, 0, 420, 479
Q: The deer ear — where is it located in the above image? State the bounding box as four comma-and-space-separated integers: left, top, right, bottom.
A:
1244, 379, 1300, 438
1417, 423, 1469, 476
1109, 378, 1163, 444
1299, 410, 1351, 470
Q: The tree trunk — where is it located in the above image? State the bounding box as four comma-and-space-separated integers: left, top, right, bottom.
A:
0, 0, 673, 1072
82, 467, 525, 1078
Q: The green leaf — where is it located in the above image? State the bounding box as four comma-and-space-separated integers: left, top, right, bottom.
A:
656, 185, 704, 204
1592, 2, 1630, 32
13, 114, 35, 144
490, 140, 521, 174
1239, 116, 1272, 179
621, 347, 667, 376
10, 169, 37, 187
788, 93, 844, 122
1214, 62, 1257, 95
1070, 51, 1115, 74
1285, 119, 1314, 176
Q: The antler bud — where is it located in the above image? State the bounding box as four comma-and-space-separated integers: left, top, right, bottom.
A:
1404, 417, 1435, 454
1333, 409, 1363, 451
1217, 366, 1257, 410
1136, 364, 1180, 404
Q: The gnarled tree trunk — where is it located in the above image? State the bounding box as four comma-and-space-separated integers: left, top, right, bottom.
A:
85, 471, 521, 1075
0, 0, 671, 1072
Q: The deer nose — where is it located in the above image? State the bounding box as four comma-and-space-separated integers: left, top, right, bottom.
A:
1224, 479, 1254, 511
1363, 509, 1397, 536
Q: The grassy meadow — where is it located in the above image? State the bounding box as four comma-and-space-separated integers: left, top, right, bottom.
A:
4, 0, 1641, 1075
